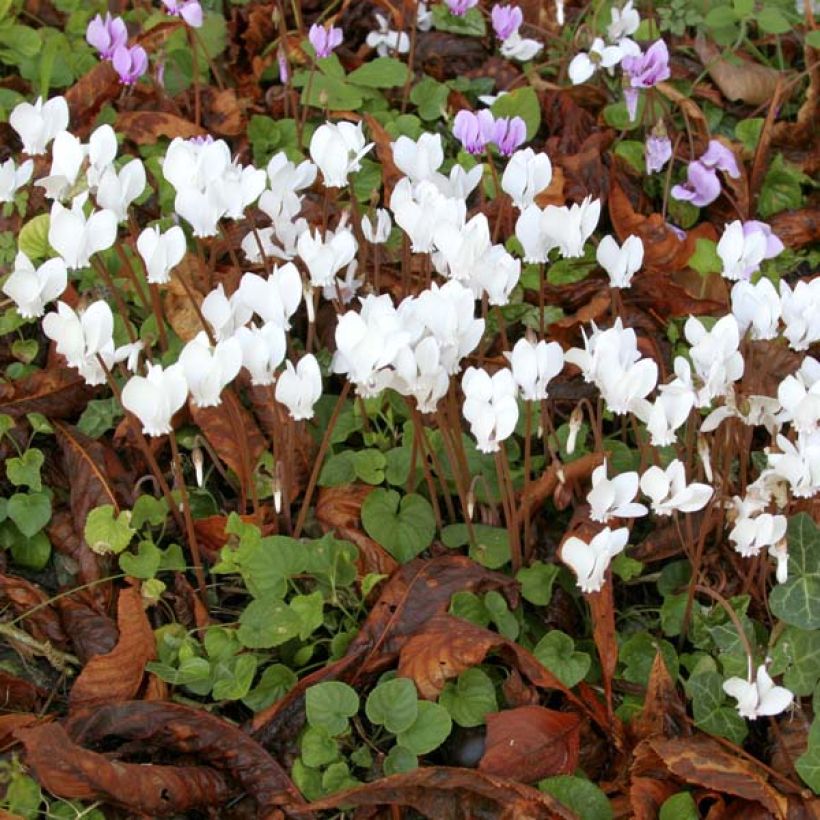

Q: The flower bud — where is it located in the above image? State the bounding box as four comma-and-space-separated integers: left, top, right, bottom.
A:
567, 404, 583, 454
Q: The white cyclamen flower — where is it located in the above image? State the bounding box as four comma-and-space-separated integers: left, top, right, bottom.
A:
361, 208, 392, 244
48, 195, 118, 270
684, 315, 744, 405
777, 358, 820, 435
723, 666, 793, 720
717, 220, 768, 281
542, 196, 601, 258
121, 363, 188, 437
779, 278, 820, 352
639, 459, 713, 516
391, 133, 444, 183
568, 38, 626, 85
731, 278, 781, 341
276, 354, 322, 420
462, 366, 519, 453
179, 331, 243, 407
2, 252, 67, 319
596, 234, 644, 289
0, 158, 33, 202
767, 432, 820, 499
501, 148, 552, 210
201, 283, 253, 341
506, 337, 564, 401
238, 263, 302, 329
729, 513, 787, 558
297, 227, 357, 289
562, 526, 629, 593
10, 95, 69, 155
86, 124, 118, 189
37, 130, 85, 201
234, 321, 287, 386
96, 159, 146, 222
587, 461, 647, 523
500, 32, 543, 62
309, 122, 373, 188
136, 225, 187, 285
607, 1, 640, 41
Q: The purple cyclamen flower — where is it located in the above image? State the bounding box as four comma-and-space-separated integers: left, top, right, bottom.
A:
671, 160, 721, 208
622, 40, 670, 121
493, 116, 527, 156
700, 139, 740, 178
446, 0, 479, 15
161, 0, 204, 28
309, 23, 344, 58
278, 47, 290, 84
646, 134, 672, 175
112, 44, 149, 86
453, 109, 497, 154
86, 13, 128, 60
743, 220, 784, 259
491, 4, 523, 40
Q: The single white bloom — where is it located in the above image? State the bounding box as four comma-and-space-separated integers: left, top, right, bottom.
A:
2, 252, 67, 319
462, 366, 519, 453
779, 278, 820, 352
174, 186, 224, 238
631, 363, 695, 446
86, 124, 118, 189
502, 148, 552, 210
234, 321, 286, 386
361, 208, 392, 244
767, 431, 820, 498
607, 1, 640, 41
417, 0, 433, 30
587, 461, 647, 523
297, 226, 357, 289
768, 539, 789, 584
639, 459, 713, 516
723, 666, 793, 720
542, 196, 601, 258
729, 513, 787, 558
262, 153, 316, 217
500, 32, 543, 62
392, 133, 444, 183
366, 13, 410, 56
96, 158, 146, 222
596, 234, 643, 289
238, 263, 302, 329
392, 335, 450, 414
515, 203, 552, 263
468, 244, 520, 307
390, 177, 466, 253
48, 194, 118, 270
731, 278, 781, 341
121, 363, 188, 437
776, 358, 820, 435
163, 136, 232, 194
37, 130, 85, 201
431, 163, 484, 200
276, 354, 322, 420
717, 220, 768, 282
42, 299, 115, 385
433, 212, 492, 282
0, 158, 33, 202
212, 161, 267, 220
309, 122, 373, 188
10, 95, 69, 155
136, 225, 186, 285
179, 331, 243, 407
568, 38, 626, 85
684, 314, 744, 406
561, 526, 629, 593
505, 337, 564, 401
323, 259, 363, 305
201, 283, 253, 341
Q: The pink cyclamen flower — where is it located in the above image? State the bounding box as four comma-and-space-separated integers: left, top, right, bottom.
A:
112, 45, 149, 86
453, 109, 497, 154
671, 140, 740, 208
447, 0, 479, 14
86, 13, 128, 60
493, 116, 527, 156
277, 47, 290, 83
161, 0, 203, 28
308, 23, 344, 58
645, 134, 672, 174
622, 40, 670, 120
491, 4, 523, 39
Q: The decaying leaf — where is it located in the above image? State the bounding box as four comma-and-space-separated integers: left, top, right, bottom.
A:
0, 367, 92, 420
479, 706, 582, 782
115, 111, 206, 144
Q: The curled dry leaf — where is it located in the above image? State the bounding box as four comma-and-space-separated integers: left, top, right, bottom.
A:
69, 585, 156, 709
65, 700, 305, 814
519, 452, 603, 522
630, 740, 683, 820
49, 510, 106, 586
629, 651, 688, 743
315, 484, 399, 577
290, 766, 576, 819
56, 595, 118, 664
0, 670, 44, 712
16, 721, 232, 816
648, 734, 789, 819
694, 34, 782, 106
478, 705, 581, 782
0, 367, 92, 420
0, 572, 68, 647
115, 111, 206, 145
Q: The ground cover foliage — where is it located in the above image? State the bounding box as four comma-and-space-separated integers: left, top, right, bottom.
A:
0, 0, 817, 817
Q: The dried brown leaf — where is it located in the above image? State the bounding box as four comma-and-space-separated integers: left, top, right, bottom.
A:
0, 573, 67, 647
115, 111, 206, 144
0, 671, 44, 712
478, 706, 581, 782
0, 367, 92, 420
630, 651, 688, 742
56, 595, 118, 665
69, 585, 156, 709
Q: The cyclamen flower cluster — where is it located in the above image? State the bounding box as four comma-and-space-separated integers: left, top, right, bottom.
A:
453, 110, 527, 156
86, 13, 147, 86
491, 4, 542, 62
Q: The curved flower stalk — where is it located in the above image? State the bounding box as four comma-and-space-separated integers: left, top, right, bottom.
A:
562, 527, 629, 593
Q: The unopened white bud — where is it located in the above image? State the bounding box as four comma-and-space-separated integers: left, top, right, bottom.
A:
697, 434, 712, 483
192, 443, 204, 488
567, 405, 583, 455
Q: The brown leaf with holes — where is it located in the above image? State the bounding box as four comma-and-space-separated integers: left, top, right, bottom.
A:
54, 421, 131, 534
694, 35, 783, 106
397, 614, 575, 702
0, 367, 92, 420
69, 585, 156, 709
315, 485, 398, 577
16, 722, 232, 815
64, 701, 305, 814
649, 734, 789, 819
115, 111, 206, 144
291, 766, 576, 819
478, 706, 581, 782
190, 391, 267, 492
